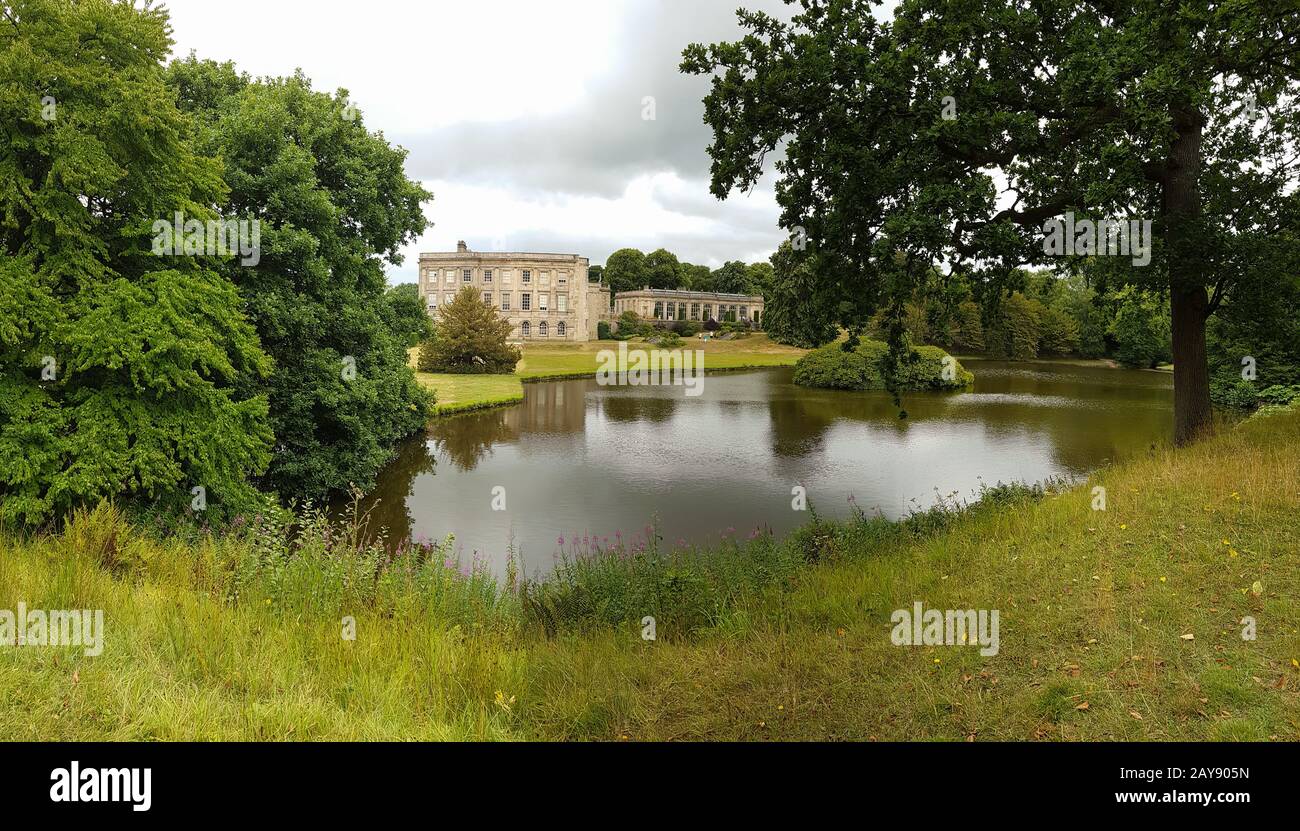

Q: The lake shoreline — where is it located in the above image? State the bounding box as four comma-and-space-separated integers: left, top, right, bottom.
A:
4, 405, 1293, 740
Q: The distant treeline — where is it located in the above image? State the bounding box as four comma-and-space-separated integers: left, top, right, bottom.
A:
763, 254, 1300, 413
593, 248, 774, 297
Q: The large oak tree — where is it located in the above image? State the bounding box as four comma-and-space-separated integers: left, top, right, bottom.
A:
683, 0, 1300, 444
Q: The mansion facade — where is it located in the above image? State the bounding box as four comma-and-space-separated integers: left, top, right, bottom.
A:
418, 242, 765, 341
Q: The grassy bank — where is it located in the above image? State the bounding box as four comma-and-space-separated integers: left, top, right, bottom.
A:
416, 372, 525, 415
3, 409, 1297, 740
410, 336, 807, 417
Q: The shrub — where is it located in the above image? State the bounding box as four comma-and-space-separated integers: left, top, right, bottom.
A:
1210, 374, 1262, 410
793, 339, 973, 391
617, 310, 648, 338
597, 320, 612, 340
1256, 384, 1300, 407
703, 317, 720, 331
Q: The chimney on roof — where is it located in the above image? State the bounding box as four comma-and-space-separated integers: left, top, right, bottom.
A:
457, 240, 468, 252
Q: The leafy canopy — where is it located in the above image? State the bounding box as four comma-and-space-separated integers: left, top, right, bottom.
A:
0, 0, 273, 527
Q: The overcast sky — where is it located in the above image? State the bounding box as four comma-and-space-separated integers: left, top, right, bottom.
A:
166, 0, 895, 282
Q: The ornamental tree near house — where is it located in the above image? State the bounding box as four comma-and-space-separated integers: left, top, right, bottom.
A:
683, 0, 1300, 444
418, 286, 521, 374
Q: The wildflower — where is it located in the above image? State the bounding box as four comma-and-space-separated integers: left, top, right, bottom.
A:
1159, 576, 1167, 583
1120, 523, 1127, 530
557, 535, 564, 546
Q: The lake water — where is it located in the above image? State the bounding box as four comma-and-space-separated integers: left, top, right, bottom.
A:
357, 360, 1173, 577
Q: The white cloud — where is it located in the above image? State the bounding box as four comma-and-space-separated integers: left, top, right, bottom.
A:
164, 0, 804, 280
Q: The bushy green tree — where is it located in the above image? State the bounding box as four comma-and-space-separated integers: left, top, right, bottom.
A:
679, 263, 714, 291
986, 293, 1044, 360
419, 287, 520, 374
794, 340, 972, 391
604, 248, 647, 295
1038, 305, 1081, 355
0, 0, 273, 527
1109, 288, 1172, 369
644, 248, 682, 289
711, 261, 754, 294
383, 283, 434, 348
761, 243, 840, 347
168, 58, 432, 499
951, 301, 985, 353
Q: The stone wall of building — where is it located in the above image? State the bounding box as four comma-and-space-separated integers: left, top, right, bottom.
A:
418, 241, 596, 342
612, 287, 764, 327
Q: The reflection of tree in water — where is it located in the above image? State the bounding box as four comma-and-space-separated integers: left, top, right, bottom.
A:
430, 410, 519, 472
345, 434, 436, 545
766, 394, 835, 457
600, 392, 679, 424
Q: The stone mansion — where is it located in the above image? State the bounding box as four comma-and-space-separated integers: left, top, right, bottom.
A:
418, 242, 764, 343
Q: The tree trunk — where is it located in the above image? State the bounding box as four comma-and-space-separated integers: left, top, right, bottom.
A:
1164, 105, 1214, 446
1170, 283, 1213, 445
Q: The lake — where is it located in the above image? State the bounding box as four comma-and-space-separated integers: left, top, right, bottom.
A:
358, 360, 1173, 577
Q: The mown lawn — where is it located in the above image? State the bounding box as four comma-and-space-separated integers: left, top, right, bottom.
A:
515, 335, 806, 379
407, 336, 807, 416
3, 409, 1296, 740
415, 372, 524, 415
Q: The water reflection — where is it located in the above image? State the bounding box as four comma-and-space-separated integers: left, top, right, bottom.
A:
358, 361, 1173, 576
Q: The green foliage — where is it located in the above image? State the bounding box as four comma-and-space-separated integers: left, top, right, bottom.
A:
0, 0, 273, 527
1109, 288, 1171, 369
670, 320, 702, 337
711, 260, 756, 294
762, 242, 841, 348
419, 287, 520, 374
615, 310, 648, 338
793, 339, 972, 391
383, 283, 434, 347
1256, 385, 1300, 407
682, 0, 1300, 442
985, 293, 1044, 360
168, 57, 433, 500
644, 248, 682, 289
604, 248, 647, 295
649, 331, 685, 349
596, 321, 612, 340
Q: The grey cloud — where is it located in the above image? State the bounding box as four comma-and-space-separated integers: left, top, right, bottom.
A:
396, 0, 793, 199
